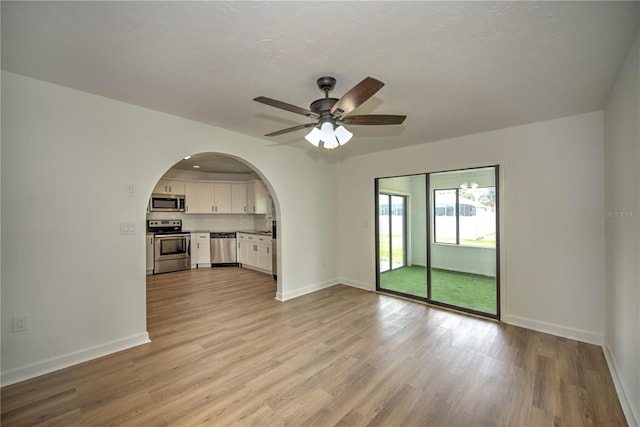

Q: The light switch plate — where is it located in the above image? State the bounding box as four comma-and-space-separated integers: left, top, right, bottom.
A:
13, 314, 28, 332
120, 223, 136, 235
126, 184, 136, 197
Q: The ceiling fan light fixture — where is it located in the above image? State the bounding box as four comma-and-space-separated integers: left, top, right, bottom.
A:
305, 127, 321, 147
254, 76, 406, 150
334, 125, 353, 145
319, 121, 339, 149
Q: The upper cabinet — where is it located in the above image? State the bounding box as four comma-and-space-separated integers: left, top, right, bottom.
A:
231, 183, 248, 214
164, 179, 268, 215
153, 179, 185, 195
184, 182, 195, 213
194, 182, 215, 213
213, 183, 232, 213
247, 181, 268, 214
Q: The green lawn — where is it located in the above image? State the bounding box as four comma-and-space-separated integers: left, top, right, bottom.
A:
378, 233, 404, 265
380, 265, 497, 314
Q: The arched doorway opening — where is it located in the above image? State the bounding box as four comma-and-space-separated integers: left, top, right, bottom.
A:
145, 152, 281, 300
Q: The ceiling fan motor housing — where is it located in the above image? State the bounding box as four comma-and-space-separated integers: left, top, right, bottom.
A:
310, 98, 338, 115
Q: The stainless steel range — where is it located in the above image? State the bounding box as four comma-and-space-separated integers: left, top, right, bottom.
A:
148, 219, 191, 274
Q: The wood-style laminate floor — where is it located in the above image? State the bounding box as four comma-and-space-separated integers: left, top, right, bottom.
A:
1, 267, 627, 426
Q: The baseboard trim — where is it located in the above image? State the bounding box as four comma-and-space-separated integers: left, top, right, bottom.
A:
1, 332, 151, 387
503, 314, 604, 345
603, 343, 639, 427
278, 279, 339, 301
340, 279, 374, 292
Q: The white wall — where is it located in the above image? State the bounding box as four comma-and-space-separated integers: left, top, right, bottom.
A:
337, 111, 606, 345
604, 28, 640, 427
431, 245, 496, 277
1, 71, 339, 385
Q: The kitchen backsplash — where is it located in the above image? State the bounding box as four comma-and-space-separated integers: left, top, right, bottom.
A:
147, 212, 269, 232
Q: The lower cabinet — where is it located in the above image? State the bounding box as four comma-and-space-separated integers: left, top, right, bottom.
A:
237, 234, 249, 264
256, 243, 272, 272
237, 233, 272, 274
192, 233, 211, 267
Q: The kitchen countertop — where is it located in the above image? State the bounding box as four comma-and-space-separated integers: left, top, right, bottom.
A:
186, 230, 272, 237
237, 230, 272, 236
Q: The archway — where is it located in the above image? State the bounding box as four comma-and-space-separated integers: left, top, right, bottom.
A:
145, 152, 282, 300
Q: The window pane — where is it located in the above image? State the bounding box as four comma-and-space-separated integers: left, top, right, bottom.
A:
434, 189, 457, 244
459, 187, 496, 248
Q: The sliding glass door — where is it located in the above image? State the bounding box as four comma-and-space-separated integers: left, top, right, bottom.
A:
376, 167, 499, 319
429, 167, 498, 315
377, 175, 426, 298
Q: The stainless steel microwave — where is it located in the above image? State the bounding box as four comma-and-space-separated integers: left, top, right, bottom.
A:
149, 194, 185, 212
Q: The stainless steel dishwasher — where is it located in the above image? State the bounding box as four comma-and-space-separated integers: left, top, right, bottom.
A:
210, 232, 237, 266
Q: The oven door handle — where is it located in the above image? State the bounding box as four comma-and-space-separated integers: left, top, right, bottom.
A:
155, 234, 188, 239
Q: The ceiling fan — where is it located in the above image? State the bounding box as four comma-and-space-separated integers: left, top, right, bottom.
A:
254, 76, 406, 149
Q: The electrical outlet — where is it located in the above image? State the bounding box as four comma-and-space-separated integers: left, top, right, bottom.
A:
13, 314, 28, 332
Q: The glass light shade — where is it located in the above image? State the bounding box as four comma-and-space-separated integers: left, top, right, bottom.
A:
334, 125, 353, 145
470, 182, 478, 189
324, 138, 339, 149
305, 127, 321, 147
320, 121, 339, 149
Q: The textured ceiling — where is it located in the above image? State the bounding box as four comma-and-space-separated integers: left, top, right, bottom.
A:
2, 1, 639, 160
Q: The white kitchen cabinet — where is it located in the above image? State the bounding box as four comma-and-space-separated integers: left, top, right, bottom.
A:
247, 181, 268, 214
153, 179, 185, 195
246, 241, 258, 266
193, 233, 211, 266
194, 182, 215, 213
146, 233, 154, 275
231, 183, 247, 213
186, 182, 234, 214
237, 233, 271, 274
161, 178, 266, 214
213, 183, 232, 213
257, 241, 272, 271
237, 234, 249, 264
184, 182, 195, 213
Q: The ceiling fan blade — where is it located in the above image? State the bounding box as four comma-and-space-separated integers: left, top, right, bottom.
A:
341, 115, 407, 125
254, 96, 319, 118
330, 77, 385, 116
264, 123, 316, 137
